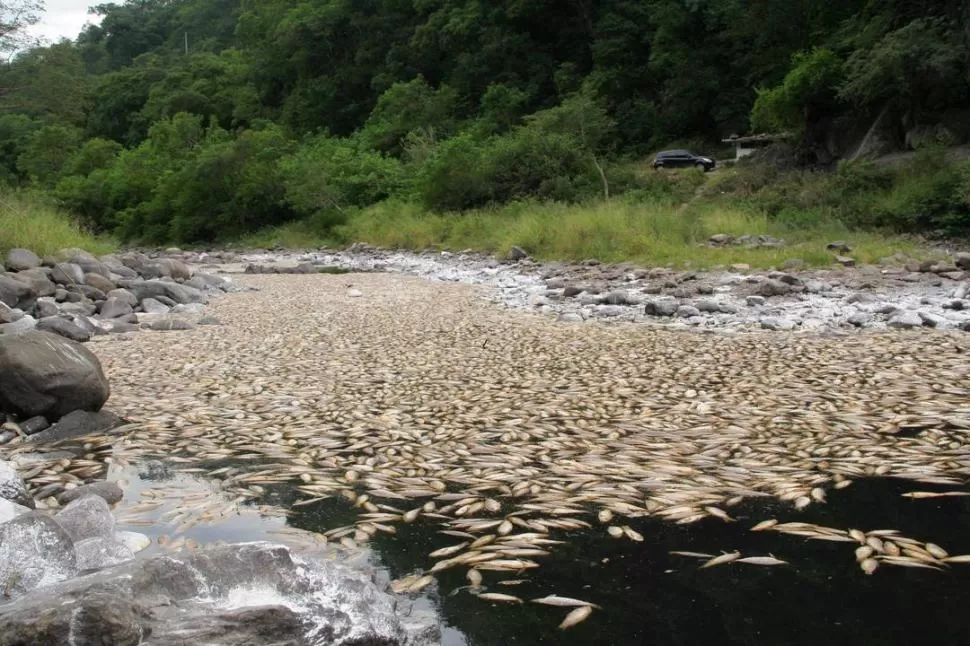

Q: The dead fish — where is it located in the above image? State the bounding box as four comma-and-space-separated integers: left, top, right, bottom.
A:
855, 546, 875, 562
622, 526, 644, 542
736, 556, 787, 566
849, 529, 866, 543
700, 552, 740, 569
597, 509, 613, 524
466, 569, 483, 587
607, 526, 624, 538
532, 595, 601, 609
925, 543, 948, 559
669, 551, 714, 559
476, 592, 523, 604
943, 555, 970, 564
860, 558, 879, 575
750, 520, 778, 532
559, 605, 593, 630
429, 542, 468, 558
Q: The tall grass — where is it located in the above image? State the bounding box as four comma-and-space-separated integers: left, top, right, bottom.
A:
334, 197, 921, 268
0, 191, 116, 257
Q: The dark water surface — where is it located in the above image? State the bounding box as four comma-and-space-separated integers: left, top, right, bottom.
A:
115, 460, 970, 646
284, 478, 970, 646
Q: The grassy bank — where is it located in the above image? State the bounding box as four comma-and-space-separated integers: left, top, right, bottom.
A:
240, 195, 924, 269
0, 191, 116, 257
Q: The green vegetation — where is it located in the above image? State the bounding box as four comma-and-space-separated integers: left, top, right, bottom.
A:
0, 0, 966, 264
0, 191, 115, 256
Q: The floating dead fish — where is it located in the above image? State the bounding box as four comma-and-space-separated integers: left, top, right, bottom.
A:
736, 556, 787, 566
532, 595, 601, 609
700, 552, 740, 569
476, 592, 523, 604
559, 605, 593, 630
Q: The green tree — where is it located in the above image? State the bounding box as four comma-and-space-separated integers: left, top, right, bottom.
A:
17, 123, 83, 186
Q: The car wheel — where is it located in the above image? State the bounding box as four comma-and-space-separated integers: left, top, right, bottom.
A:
695, 163, 706, 171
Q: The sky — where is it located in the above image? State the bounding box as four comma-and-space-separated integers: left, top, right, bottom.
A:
26, 0, 102, 43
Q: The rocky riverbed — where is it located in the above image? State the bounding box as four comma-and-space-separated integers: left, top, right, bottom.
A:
230, 245, 970, 332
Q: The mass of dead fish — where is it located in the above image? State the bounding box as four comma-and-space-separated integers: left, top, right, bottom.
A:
4, 271, 970, 629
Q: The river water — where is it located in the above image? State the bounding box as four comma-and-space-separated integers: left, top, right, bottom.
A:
107, 455, 970, 646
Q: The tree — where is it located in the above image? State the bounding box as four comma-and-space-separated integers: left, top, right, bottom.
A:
0, 0, 43, 57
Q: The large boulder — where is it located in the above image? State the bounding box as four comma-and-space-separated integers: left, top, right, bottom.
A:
56, 482, 123, 506
0, 512, 78, 598
83, 273, 116, 294
99, 297, 133, 319
0, 275, 31, 308
158, 257, 192, 281
4, 249, 39, 272
0, 543, 439, 646
0, 330, 109, 421
50, 263, 85, 286
119, 279, 206, 305
35, 317, 91, 343
28, 409, 121, 444
12, 272, 56, 299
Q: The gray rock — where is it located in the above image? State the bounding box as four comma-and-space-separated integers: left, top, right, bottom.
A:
507, 246, 528, 261
745, 295, 766, 307
0, 315, 36, 336
545, 278, 565, 289
0, 543, 438, 646
8, 271, 55, 299
99, 297, 133, 319
84, 272, 115, 294
120, 279, 205, 305
956, 252, 970, 270
675, 305, 701, 318
4, 249, 40, 271
888, 311, 923, 329
772, 273, 803, 286
0, 499, 30, 523
144, 318, 196, 331
0, 461, 33, 508
70, 315, 105, 338
602, 290, 633, 305
36, 317, 91, 343
804, 280, 828, 294
918, 311, 946, 328
757, 279, 792, 297
198, 316, 222, 326
29, 409, 122, 444
0, 330, 110, 421
0, 274, 31, 307
157, 257, 192, 280
59, 299, 97, 317
847, 313, 872, 327
875, 304, 899, 315
0, 302, 21, 323
53, 287, 68, 302
55, 494, 115, 541
717, 302, 740, 314
50, 262, 85, 286
562, 286, 582, 298
944, 300, 965, 311
826, 241, 852, 253
761, 317, 797, 331
695, 300, 721, 313
75, 536, 135, 571
140, 297, 170, 314
644, 300, 679, 317
18, 416, 49, 435
0, 512, 77, 598
835, 255, 856, 267
57, 482, 124, 506
106, 288, 137, 307
709, 233, 733, 246
33, 297, 59, 319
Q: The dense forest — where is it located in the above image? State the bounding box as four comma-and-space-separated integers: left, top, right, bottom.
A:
0, 0, 968, 245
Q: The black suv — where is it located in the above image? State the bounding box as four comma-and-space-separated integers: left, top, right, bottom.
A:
652, 150, 716, 172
